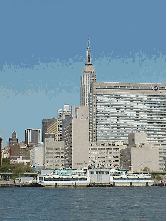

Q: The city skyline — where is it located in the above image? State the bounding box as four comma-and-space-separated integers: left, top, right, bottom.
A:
0, 0, 166, 146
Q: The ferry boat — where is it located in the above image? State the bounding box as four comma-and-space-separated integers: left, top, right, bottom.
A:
37, 169, 89, 187
37, 168, 154, 187
110, 169, 154, 186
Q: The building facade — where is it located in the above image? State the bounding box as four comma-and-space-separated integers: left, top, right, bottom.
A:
42, 105, 71, 142
30, 143, 44, 168
89, 82, 166, 145
9, 131, 18, 147
44, 138, 64, 169
25, 128, 41, 146
120, 133, 163, 172
63, 106, 89, 169
42, 118, 56, 142
9, 143, 30, 164
89, 142, 127, 169
80, 37, 96, 106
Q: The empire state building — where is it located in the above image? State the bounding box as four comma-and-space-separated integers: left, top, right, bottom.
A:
80, 37, 97, 106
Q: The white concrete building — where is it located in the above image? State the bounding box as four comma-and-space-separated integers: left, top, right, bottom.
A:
44, 138, 64, 169
120, 133, 161, 172
30, 143, 44, 168
63, 106, 89, 169
89, 142, 127, 169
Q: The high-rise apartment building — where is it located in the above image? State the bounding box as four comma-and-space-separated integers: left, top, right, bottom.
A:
89, 82, 166, 145
80, 37, 96, 106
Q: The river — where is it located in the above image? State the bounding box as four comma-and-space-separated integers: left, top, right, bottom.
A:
0, 186, 166, 220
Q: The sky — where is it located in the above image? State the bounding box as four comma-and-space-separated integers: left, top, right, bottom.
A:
0, 0, 166, 147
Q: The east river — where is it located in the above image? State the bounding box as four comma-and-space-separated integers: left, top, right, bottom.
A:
0, 187, 166, 221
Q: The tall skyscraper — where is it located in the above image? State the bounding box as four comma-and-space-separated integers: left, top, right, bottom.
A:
80, 36, 97, 106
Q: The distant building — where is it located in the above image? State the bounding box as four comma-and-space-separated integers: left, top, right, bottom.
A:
44, 133, 55, 140
42, 105, 71, 143
25, 128, 41, 146
9, 131, 18, 147
80, 36, 97, 106
30, 143, 44, 168
1, 146, 9, 159
56, 104, 71, 142
9, 143, 30, 164
9, 144, 20, 161
42, 118, 57, 142
44, 138, 64, 169
63, 106, 89, 169
57, 104, 71, 118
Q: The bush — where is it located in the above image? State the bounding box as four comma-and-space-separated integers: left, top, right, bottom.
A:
143, 167, 150, 172
155, 175, 162, 181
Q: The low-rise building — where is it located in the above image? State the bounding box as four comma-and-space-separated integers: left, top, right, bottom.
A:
89, 142, 127, 169
120, 133, 160, 172
9, 143, 30, 164
10, 156, 30, 165
2, 146, 10, 159
88, 169, 110, 184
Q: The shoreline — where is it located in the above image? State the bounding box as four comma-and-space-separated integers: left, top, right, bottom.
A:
0, 182, 165, 188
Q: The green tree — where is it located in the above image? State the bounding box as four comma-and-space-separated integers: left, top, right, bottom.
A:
155, 175, 162, 180
0, 159, 13, 172
0, 160, 34, 179
24, 164, 33, 173
2, 158, 10, 164
143, 167, 150, 172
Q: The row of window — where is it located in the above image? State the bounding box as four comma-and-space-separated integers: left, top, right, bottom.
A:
44, 177, 87, 181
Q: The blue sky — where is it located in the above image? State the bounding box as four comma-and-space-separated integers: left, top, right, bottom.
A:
0, 0, 166, 146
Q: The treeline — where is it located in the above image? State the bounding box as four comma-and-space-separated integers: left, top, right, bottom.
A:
0, 158, 34, 179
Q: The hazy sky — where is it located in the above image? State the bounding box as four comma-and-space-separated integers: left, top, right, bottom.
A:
0, 0, 166, 146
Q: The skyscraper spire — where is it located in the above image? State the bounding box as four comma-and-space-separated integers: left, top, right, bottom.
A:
88, 36, 90, 48
86, 36, 92, 65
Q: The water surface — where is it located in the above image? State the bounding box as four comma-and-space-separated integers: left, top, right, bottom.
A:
0, 187, 165, 220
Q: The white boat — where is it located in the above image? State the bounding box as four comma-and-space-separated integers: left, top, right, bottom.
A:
37, 169, 89, 187
37, 169, 154, 187
110, 169, 154, 186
